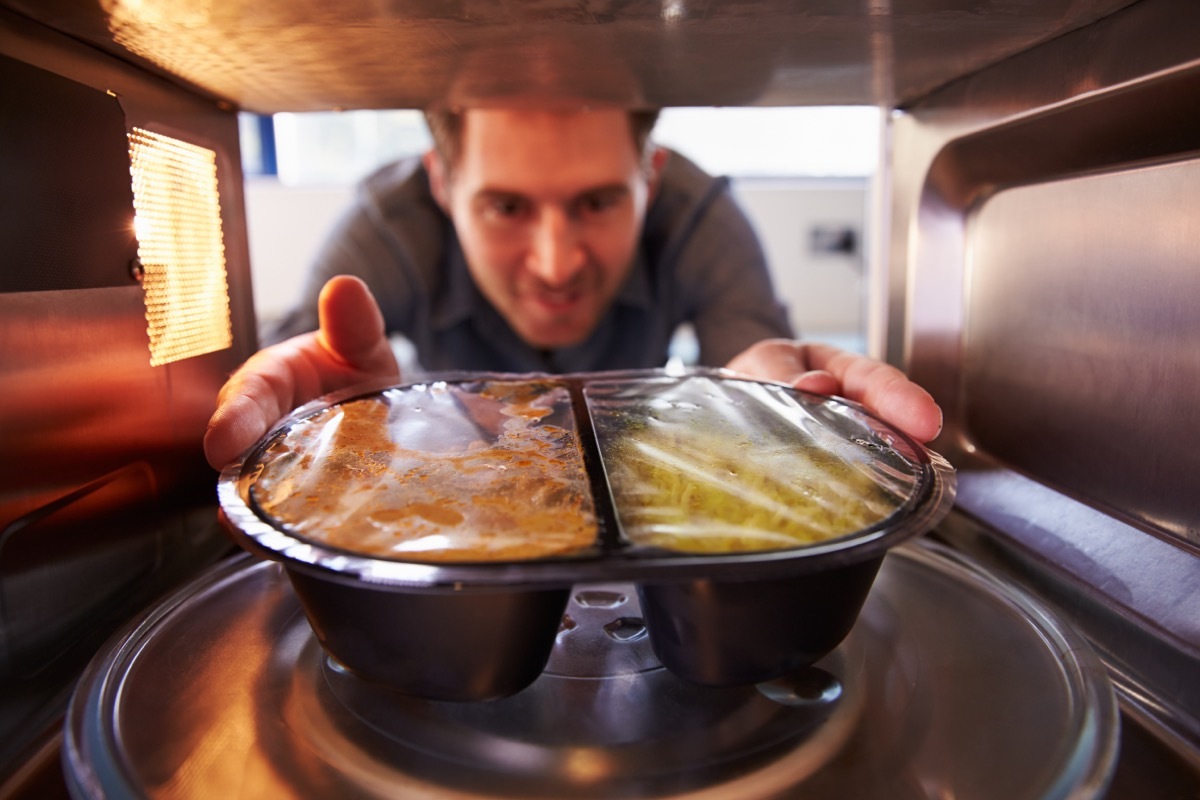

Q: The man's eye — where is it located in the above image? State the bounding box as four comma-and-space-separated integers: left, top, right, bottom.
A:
483, 196, 528, 219
576, 191, 623, 216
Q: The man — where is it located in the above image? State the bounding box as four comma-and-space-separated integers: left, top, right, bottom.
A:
204, 106, 940, 470
265, 107, 792, 371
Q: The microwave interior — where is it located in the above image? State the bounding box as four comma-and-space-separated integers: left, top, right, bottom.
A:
1, 0, 1198, 797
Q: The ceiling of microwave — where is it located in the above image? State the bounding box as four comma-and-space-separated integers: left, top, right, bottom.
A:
1, 0, 1135, 113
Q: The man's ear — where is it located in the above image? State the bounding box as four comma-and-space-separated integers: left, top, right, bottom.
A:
645, 145, 669, 201
423, 149, 450, 211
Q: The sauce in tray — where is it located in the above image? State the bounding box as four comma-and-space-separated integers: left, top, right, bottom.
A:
250, 381, 598, 562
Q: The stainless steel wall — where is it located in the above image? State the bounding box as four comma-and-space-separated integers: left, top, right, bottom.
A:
0, 7, 257, 784
889, 0, 1200, 762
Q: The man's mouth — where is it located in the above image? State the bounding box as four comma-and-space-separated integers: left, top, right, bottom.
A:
529, 286, 585, 315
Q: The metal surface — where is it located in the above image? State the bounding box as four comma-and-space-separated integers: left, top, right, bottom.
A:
888, 0, 1200, 764
964, 164, 1199, 545
64, 540, 1119, 799
1, 0, 1197, 795
0, 7, 257, 785
0, 0, 1134, 113
0, 54, 138, 292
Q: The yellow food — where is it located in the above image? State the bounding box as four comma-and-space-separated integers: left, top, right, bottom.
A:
603, 423, 902, 553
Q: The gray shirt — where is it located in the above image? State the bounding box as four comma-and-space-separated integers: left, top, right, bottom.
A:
267, 149, 792, 373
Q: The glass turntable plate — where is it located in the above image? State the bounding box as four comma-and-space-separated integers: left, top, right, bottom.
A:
64, 539, 1118, 799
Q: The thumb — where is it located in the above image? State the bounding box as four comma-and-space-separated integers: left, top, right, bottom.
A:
315, 275, 396, 373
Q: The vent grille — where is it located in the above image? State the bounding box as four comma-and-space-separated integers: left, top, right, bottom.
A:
128, 128, 231, 367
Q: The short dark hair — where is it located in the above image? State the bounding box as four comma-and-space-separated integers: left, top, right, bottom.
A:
424, 108, 661, 172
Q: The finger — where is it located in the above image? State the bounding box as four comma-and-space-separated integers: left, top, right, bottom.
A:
723, 338, 806, 384
862, 376, 943, 443
728, 340, 943, 444
805, 346, 943, 442
204, 390, 275, 470
316, 275, 396, 374
204, 342, 323, 469
204, 278, 400, 471
790, 369, 840, 396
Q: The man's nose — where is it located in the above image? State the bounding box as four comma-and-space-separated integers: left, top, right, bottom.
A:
526, 208, 585, 286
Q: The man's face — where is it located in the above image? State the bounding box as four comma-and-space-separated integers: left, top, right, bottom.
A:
427, 108, 658, 350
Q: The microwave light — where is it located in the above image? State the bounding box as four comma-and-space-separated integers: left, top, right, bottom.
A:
128, 127, 232, 367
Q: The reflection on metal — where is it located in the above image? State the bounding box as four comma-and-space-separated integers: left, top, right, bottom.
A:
966, 164, 1200, 547
0, 462, 159, 677
0, 53, 137, 292
889, 0, 1200, 762
63, 543, 1120, 798
129, 127, 231, 367
0, 15, 254, 783
1, 0, 1136, 112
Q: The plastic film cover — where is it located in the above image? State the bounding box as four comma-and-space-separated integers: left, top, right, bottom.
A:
248, 378, 599, 562
585, 375, 921, 554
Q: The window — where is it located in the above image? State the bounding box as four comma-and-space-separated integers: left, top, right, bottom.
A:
654, 106, 880, 177
241, 106, 881, 186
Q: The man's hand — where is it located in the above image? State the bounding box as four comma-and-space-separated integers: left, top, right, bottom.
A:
203, 276, 399, 470
725, 338, 943, 444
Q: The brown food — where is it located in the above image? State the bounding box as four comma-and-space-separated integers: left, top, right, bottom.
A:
250, 385, 598, 562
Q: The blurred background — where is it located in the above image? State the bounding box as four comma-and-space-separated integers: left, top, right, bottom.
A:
238, 105, 882, 355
